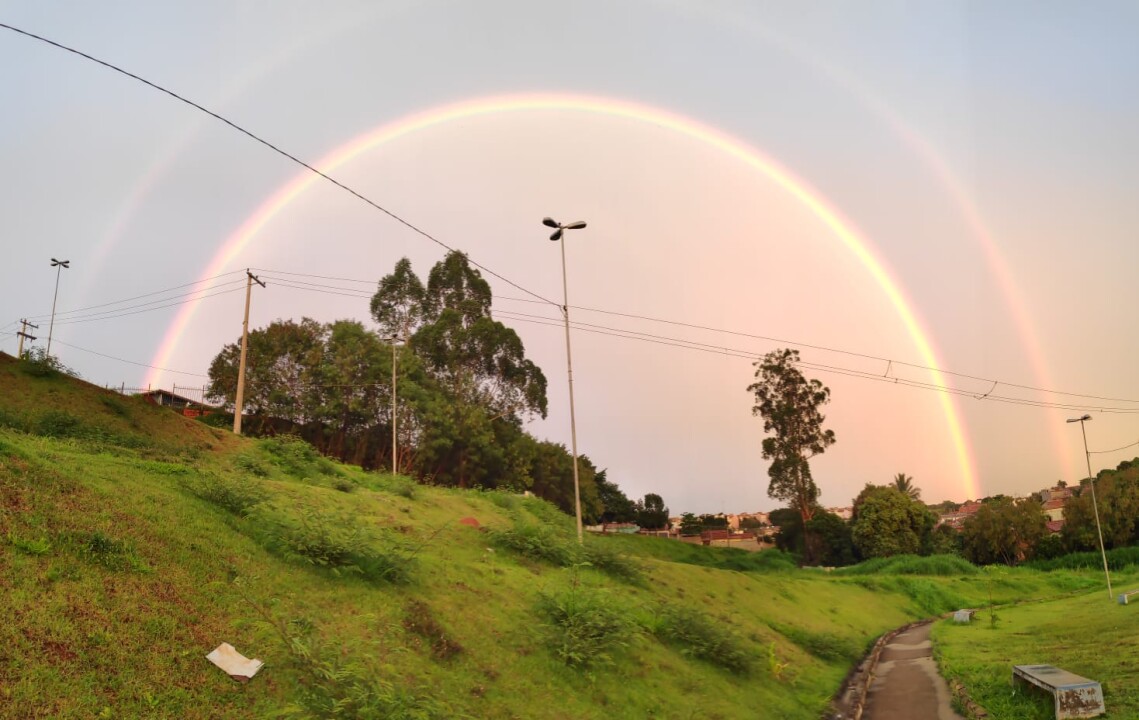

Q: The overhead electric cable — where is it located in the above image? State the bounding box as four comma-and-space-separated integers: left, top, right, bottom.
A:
54, 285, 245, 326
255, 267, 1139, 406
1088, 440, 1139, 455
0, 22, 557, 308
24, 270, 247, 321
49, 339, 208, 377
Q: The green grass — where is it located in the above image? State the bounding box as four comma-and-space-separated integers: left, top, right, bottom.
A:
0, 353, 1130, 718
933, 569, 1139, 719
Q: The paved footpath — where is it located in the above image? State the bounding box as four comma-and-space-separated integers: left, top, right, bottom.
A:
863, 622, 965, 720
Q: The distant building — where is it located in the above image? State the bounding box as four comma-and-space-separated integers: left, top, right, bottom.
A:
827, 506, 853, 521
1046, 519, 1065, 535
137, 389, 215, 418
938, 501, 983, 530
1042, 498, 1067, 522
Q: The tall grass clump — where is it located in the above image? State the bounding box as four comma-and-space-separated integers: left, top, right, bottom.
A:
488, 521, 578, 567
835, 554, 979, 576
1026, 545, 1139, 572
768, 622, 861, 663
183, 472, 269, 516
261, 435, 338, 477
651, 604, 755, 674
537, 569, 636, 668
581, 539, 643, 583
250, 503, 413, 584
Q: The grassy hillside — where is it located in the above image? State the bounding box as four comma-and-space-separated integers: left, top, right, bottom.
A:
0, 355, 1115, 718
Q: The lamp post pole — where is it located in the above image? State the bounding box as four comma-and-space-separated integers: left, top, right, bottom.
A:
46, 258, 70, 356
543, 217, 587, 544
1068, 414, 1113, 600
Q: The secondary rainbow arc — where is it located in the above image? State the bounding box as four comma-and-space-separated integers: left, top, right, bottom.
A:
146, 92, 980, 498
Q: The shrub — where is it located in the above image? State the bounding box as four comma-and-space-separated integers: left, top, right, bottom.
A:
652, 605, 755, 674
261, 435, 320, 477
581, 541, 643, 583
538, 571, 635, 667
36, 410, 82, 438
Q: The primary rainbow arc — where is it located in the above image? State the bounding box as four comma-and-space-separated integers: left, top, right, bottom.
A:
146, 92, 979, 499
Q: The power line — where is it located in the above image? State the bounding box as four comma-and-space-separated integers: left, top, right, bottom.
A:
24, 270, 246, 321
1089, 440, 1139, 455
0, 22, 557, 308
53, 285, 246, 326
254, 267, 1139, 407
49, 339, 208, 377
492, 310, 1139, 415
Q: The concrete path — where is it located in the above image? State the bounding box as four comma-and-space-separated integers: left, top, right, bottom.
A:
863, 622, 964, 720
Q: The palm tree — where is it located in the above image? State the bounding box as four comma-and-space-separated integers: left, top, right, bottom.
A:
893, 473, 921, 501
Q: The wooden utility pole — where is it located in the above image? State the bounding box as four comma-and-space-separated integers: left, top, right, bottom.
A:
391, 338, 398, 475
16, 319, 38, 358
233, 270, 265, 435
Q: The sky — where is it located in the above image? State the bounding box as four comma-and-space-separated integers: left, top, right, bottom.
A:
1, 1, 1137, 514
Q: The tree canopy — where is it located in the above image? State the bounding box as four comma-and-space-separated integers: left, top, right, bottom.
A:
748, 348, 835, 527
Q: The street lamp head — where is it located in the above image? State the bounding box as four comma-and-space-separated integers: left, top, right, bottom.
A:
51, 258, 70, 268
549, 229, 563, 242
1066, 414, 1092, 423
563, 220, 587, 230
542, 217, 559, 228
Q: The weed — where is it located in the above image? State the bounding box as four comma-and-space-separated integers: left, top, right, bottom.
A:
261, 435, 321, 477
36, 410, 82, 438
484, 489, 519, 511
403, 599, 463, 661
766, 642, 790, 681
70, 530, 149, 572
331, 476, 356, 493
235, 581, 462, 719
250, 503, 413, 583
768, 622, 860, 663
383, 475, 418, 499
8, 531, 52, 556
488, 521, 577, 567
233, 451, 270, 477
652, 604, 755, 674
537, 567, 636, 668
184, 472, 268, 516
580, 541, 643, 584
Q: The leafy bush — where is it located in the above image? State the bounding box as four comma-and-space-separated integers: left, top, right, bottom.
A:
36, 410, 83, 438
834, 554, 979, 576
484, 489, 519, 511
18, 348, 79, 378
261, 435, 320, 477
538, 571, 635, 668
652, 605, 755, 674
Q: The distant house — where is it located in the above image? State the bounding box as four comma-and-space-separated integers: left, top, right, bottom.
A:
1042, 498, 1067, 522
938, 501, 983, 530
601, 523, 640, 534
827, 506, 853, 521
137, 389, 215, 418
1046, 519, 1065, 535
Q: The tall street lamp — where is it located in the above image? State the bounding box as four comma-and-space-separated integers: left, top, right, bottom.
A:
1067, 414, 1113, 600
543, 217, 587, 544
46, 258, 70, 356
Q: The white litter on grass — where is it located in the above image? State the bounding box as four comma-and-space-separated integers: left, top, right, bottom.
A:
206, 642, 264, 682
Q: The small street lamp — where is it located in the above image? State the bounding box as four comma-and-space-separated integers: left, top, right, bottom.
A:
543, 217, 587, 544
1067, 414, 1113, 600
46, 257, 70, 357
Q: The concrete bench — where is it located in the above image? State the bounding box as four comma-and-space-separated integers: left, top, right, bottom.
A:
1012, 664, 1104, 719
1117, 589, 1139, 605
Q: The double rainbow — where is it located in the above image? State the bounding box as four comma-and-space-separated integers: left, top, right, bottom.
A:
145, 92, 979, 498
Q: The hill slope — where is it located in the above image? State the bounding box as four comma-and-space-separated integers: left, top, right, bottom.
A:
0, 355, 1105, 719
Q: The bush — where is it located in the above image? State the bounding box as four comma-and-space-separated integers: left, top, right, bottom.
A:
261, 435, 320, 477
581, 540, 643, 583
233, 451, 270, 477
538, 571, 635, 667
652, 605, 755, 674
36, 410, 83, 438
